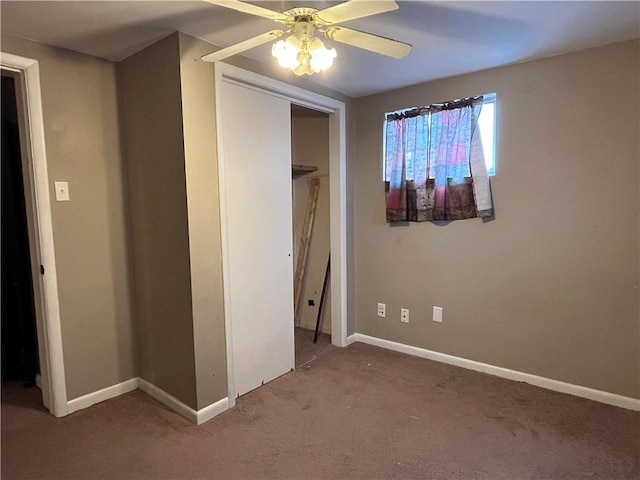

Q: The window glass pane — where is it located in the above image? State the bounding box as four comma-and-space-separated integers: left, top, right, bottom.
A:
478, 98, 496, 175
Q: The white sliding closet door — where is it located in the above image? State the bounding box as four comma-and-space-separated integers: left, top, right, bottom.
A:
220, 80, 295, 397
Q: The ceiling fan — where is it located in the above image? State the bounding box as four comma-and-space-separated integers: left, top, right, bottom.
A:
201, 0, 411, 76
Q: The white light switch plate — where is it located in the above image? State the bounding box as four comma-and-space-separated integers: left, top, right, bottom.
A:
433, 306, 443, 323
54, 182, 70, 201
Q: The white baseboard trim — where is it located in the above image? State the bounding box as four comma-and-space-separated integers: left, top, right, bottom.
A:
138, 378, 229, 424
67, 377, 138, 414
351, 333, 640, 412
138, 378, 197, 423
66, 377, 230, 423
196, 396, 230, 425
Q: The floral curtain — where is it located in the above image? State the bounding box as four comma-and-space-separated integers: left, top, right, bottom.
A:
385, 96, 493, 222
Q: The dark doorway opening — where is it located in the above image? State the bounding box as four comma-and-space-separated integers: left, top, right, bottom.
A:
1, 74, 39, 386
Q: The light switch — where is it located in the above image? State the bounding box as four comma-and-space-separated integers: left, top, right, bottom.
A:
54, 182, 70, 201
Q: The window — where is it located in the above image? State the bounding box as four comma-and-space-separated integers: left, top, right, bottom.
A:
383, 94, 495, 222
383, 93, 496, 181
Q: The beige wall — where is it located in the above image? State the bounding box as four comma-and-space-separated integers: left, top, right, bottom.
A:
117, 33, 197, 408
353, 40, 640, 398
292, 115, 332, 334
177, 33, 229, 409
1, 34, 137, 400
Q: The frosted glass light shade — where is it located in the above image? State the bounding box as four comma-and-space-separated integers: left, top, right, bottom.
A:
309, 38, 337, 73
272, 36, 301, 69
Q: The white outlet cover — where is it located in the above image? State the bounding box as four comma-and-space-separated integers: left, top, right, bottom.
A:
401, 308, 409, 323
377, 303, 386, 318
54, 181, 70, 201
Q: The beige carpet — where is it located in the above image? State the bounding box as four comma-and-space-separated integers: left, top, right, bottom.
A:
2, 332, 638, 479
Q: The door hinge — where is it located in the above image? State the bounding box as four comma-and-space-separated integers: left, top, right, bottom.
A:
40, 265, 45, 275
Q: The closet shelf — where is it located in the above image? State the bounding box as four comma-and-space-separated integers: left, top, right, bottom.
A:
292, 164, 318, 178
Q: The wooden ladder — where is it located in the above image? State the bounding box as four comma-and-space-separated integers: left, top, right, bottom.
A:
294, 177, 320, 325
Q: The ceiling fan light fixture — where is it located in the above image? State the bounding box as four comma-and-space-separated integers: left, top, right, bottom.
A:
202, 1, 411, 70
272, 33, 336, 76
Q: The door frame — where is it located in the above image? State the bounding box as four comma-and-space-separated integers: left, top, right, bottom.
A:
214, 63, 347, 407
1, 52, 68, 417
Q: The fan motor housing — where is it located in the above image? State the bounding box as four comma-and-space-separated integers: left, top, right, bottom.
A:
284, 7, 318, 18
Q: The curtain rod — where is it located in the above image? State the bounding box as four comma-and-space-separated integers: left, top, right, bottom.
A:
387, 95, 483, 121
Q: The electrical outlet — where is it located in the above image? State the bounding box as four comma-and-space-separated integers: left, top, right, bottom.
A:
433, 306, 443, 323
377, 303, 386, 318
401, 308, 409, 323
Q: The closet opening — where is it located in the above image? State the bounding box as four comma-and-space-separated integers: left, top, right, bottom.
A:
290, 104, 333, 368
215, 62, 347, 406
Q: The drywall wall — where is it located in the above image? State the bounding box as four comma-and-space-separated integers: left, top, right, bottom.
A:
117, 33, 197, 409
354, 39, 640, 399
177, 33, 228, 409
1, 34, 137, 400
292, 115, 332, 334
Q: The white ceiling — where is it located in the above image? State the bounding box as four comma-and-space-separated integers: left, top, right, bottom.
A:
2, 1, 639, 97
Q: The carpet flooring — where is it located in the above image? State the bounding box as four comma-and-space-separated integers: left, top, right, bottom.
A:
294, 327, 332, 368
2, 330, 638, 479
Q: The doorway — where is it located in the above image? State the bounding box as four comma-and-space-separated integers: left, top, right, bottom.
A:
1, 52, 67, 417
291, 104, 333, 367
217, 78, 296, 399
215, 63, 347, 407
1, 73, 39, 389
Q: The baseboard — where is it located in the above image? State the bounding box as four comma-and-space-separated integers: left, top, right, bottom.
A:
66, 377, 230, 423
138, 378, 229, 424
67, 377, 138, 414
196, 397, 230, 425
352, 333, 640, 412
138, 378, 197, 423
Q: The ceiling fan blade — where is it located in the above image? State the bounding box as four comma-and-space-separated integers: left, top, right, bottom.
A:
314, 0, 398, 25
325, 26, 411, 59
201, 0, 290, 23
201, 30, 284, 62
